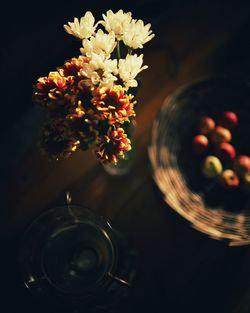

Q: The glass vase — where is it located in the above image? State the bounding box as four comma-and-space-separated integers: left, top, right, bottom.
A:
102, 120, 136, 176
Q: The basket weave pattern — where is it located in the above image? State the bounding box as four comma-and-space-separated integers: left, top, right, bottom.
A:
149, 77, 250, 246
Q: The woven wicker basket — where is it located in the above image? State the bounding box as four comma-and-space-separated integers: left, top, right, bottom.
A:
149, 76, 250, 246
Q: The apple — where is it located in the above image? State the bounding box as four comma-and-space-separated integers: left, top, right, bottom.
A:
210, 126, 232, 145
218, 111, 238, 130
234, 155, 250, 177
192, 134, 209, 155
202, 155, 223, 178
242, 172, 250, 192
197, 116, 215, 135
215, 142, 236, 163
220, 169, 240, 190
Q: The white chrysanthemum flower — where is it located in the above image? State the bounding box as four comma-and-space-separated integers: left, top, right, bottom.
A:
64, 11, 96, 39
101, 9, 132, 40
80, 52, 118, 88
80, 29, 117, 57
118, 54, 148, 88
122, 19, 155, 49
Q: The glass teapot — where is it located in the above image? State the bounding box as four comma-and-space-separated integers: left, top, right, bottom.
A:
19, 192, 137, 312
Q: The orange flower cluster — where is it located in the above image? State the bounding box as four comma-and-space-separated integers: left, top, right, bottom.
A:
33, 56, 136, 164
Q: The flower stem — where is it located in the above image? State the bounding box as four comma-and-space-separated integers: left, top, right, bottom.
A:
117, 41, 121, 59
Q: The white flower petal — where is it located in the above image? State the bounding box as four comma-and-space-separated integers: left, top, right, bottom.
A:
101, 9, 132, 40
80, 29, 116, 57
122, 19, 155, 49
79, 52, 118, 88
64, 11, 96, 39
118, 54, 148, 89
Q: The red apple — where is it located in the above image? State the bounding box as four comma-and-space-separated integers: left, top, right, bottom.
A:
197, 116, 215, 135
234, 155, 250, 177
192, 134, 209, 155
218, 111, 238, 130
202, 155, 223, 178
210, 126, 232, 145
221, 169, 240, 190
215, 142, 236, 163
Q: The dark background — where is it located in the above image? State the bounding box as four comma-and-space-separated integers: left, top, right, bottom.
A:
1, 1, 250, 312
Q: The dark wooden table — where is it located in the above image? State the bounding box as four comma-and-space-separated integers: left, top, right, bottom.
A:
1, 2, 250, 312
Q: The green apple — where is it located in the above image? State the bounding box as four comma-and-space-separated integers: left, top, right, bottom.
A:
202, 155, 223, 178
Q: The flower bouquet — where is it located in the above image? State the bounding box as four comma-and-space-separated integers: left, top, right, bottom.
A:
32, 9, 154, 166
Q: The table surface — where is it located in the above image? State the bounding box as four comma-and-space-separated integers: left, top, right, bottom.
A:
1, 2, 250, 313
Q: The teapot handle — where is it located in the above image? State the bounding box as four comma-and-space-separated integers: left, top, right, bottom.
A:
107, 271, 131, 287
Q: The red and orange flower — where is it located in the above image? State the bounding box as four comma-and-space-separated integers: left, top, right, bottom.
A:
91, 85, 136, 125
95, 127, 131, 164
39, 119, 80, 160
33, 71, 77, 117
66, 104, 99, 144
58, 56, 89, 78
